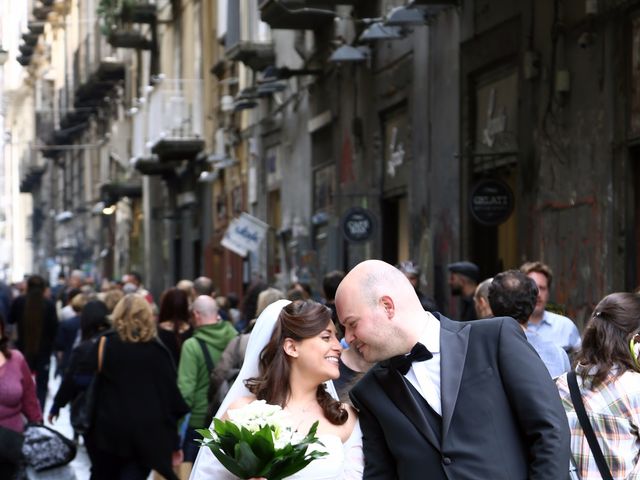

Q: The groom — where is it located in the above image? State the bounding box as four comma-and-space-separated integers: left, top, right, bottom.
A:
335, 260, 570, 479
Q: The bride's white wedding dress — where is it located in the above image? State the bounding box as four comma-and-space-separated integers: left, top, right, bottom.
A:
190, 419, 364, 480
189, 300, 364, 479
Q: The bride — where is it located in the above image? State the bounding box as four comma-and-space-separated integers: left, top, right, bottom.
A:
190, 299, 363, 479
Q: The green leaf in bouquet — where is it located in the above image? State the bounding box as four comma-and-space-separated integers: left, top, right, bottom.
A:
214, 418, 241, 439
267, 453, 323, 480
250, 425, 276, 462
208, 443, 247, 478
210, 419, 244, 455
302, 420, 320, 443
195, 428, 213, 441
235, 440, 263, 475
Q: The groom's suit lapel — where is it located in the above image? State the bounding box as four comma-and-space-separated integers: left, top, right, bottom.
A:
374, 363, 440, 450
437, 313, 471, 442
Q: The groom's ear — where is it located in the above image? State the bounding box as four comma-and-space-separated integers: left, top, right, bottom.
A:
283, 338, 299, 358
380, 295, 395, 319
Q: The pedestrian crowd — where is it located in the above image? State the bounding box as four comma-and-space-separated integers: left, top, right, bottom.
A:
0, 258, 638, 479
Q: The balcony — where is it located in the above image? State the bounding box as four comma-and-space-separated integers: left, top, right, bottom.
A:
32, 4, 52, 21
259, 0, 336, 30
22, 33, 39, 47
75, 59, 126, 108
108, 31, 153, 50
132, 156, 178, 176
148, 79, 205, 162
73, 26, 126, 106
59, 109, 92, 130
28, 23, 45, 35
99, 0, 156, 50
19, 165, 47, 194
19, 44, 34, 56
100, 182, 142, 205
226, 42, 275, 71
225, 0, 275, 70
120, 2, 157, 24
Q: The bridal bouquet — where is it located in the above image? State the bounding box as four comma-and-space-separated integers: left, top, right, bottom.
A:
197, 400, 327, 480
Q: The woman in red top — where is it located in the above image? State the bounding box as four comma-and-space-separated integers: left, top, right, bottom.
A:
0, 318, 42, 478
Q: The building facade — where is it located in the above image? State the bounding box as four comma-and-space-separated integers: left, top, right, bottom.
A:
0, 0, 637, 326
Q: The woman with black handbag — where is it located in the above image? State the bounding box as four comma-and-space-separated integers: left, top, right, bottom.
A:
556, 292, 640, 480
0, 316, 42, 479
48, 299, 111, 464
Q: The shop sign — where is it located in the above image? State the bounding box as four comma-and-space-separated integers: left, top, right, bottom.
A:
469, 179, 514, 226
221, 212, 269, 257
342, 207, 375, 243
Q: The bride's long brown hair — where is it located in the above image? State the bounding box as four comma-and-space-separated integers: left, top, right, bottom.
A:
245, 300, 348, 425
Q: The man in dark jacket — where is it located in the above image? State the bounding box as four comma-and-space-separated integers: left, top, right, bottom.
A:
336, 259, 570, 480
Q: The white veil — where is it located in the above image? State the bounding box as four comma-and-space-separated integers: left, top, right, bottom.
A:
190, 298, 339, 479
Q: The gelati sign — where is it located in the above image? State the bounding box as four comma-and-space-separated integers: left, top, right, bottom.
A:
342, 207, 375, 243
469, 179, 514, 226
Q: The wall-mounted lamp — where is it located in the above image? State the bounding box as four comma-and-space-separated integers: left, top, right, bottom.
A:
385, 6, 429, 26
102, 205, 116, 215
198, 170, 219, 183
257, 82, 287, 97
358, 22, 403, 42
233, 88, 259, 111
260, 66, 323, 82
329, 44, 369, 63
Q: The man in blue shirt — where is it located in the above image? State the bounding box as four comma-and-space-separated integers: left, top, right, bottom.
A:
520, 261, 581, 354
489, 270, 570, 378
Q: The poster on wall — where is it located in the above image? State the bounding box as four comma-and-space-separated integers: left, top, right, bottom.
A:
313, 164, 335, 213
474, 69, 518, 171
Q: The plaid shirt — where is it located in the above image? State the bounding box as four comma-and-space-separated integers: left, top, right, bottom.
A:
556, 368, 640, 480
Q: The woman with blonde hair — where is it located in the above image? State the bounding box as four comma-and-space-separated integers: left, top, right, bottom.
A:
88, 294, 189, 480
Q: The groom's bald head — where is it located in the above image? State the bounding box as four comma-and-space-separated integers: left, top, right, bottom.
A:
335, 260, 424, 361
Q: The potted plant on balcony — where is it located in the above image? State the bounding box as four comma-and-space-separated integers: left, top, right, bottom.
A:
98, 0, 154, 50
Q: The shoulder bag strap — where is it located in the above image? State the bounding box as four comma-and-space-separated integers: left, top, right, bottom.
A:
196, 338, 215, 374
567, 370, 613, 480
97, 335, 107, 373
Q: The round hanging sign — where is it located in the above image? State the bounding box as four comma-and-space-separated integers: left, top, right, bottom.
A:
469, 179, 514, 226
342, 207, 375, 243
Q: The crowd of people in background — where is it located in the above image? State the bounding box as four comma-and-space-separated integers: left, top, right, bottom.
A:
0, 257, 640, 479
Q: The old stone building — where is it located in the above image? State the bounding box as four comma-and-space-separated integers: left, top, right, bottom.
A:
1, 0, 637, 325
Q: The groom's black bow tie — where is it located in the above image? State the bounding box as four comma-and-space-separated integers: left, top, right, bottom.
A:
391, 342, 433, 375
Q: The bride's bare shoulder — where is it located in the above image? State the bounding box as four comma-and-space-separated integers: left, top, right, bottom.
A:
221, 395, 257, 419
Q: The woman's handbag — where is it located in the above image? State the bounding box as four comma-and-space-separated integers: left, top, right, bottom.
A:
22, 423, 76, 471
0, 425, 24, 464
567, 370, 614, 480
71, 335, 107, 434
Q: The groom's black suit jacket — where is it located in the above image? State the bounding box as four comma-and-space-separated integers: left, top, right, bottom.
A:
350, 314, 570, 480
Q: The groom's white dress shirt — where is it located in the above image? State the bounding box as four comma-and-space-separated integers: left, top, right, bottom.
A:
404, 311, 442, 416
